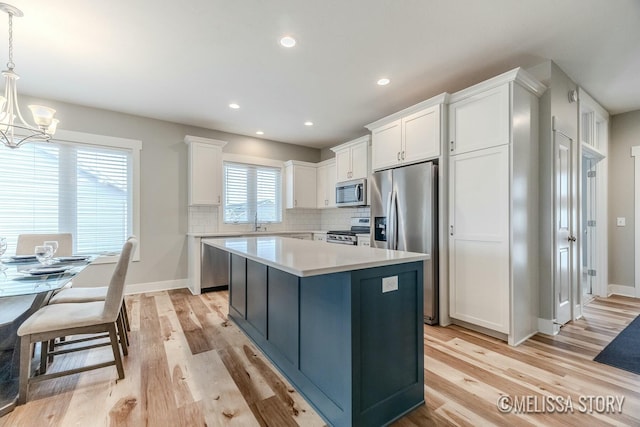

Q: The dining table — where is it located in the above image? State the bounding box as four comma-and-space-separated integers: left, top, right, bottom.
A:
0, 255, 93, 416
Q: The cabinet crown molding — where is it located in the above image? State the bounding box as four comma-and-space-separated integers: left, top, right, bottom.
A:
184, 135, 228, 147
284, 159, 317, 167
449, 67, 546, 103
330, 135, 370, 153
364, 92, 449, 131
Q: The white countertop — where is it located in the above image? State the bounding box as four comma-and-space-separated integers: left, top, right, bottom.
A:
188, 230, 326, 238
202, 236, 429, 277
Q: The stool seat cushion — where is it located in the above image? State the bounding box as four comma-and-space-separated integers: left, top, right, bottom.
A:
17, 302, 110, 336
49, 286, 108, 304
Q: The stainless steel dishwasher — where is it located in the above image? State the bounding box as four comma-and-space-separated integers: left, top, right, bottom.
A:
201, 243, 230, 290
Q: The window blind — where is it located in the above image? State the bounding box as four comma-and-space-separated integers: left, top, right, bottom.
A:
0, 141, 132, 255
223, 162, 282, 223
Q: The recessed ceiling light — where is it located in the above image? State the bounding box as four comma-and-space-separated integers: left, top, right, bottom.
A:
229, 103, 240, 109
280, 36, 296, 48
304, 121, 313, 126
256, 131, 264, 135
377, 78, 390, 86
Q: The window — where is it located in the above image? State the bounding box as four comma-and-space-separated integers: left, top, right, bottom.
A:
0, 130, 141, 259
223, 161, 282, 224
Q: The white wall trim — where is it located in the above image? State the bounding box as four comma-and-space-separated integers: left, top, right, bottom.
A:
633, 146, 640, 297
607, 284, 637, 298
537, 318, 560, 336
124, 279, 188, 295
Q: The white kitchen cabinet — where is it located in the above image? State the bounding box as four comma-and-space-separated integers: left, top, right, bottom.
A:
331, 136, 370, 182
447, 68, 546, 346
313, 233, 327, 242
284, 160, 317, 209
366, 95, 446, 172
449, 145, 510, 333
449, 84, 510, 155
184, 135, 227, 206
356, 235, 370, 247
316, 159, 336, 208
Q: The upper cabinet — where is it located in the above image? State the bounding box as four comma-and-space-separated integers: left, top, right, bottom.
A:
449, 85, 510, 155
330, 136, 370, 182
316, 159, 336, 208
366, 94, 447, 171
284, 160, 317, 209
184, 135, 227, 206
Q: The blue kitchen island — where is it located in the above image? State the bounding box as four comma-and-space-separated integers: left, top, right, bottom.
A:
202, 236, 428, 427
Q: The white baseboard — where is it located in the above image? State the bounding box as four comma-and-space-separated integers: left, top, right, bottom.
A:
124, 279, 188, 295
537, 318, 559, 336
607, 284, 636, 298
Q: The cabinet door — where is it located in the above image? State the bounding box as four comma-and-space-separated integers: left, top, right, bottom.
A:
350, 141, 369, 180
335, 148, 352, 182
316, 164, 328, 208
230, 254, 247, 317
326, 161, 336, 207
371, 120, 402, 171
403, 105, 440, 164
293, 164, 317, 208
189, 142, 222, 205
449, 84, 510, 155
449, 145, 509, 333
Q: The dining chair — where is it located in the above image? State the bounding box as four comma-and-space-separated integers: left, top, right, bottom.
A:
16, 233, 73, 257
16, 236, 137, 405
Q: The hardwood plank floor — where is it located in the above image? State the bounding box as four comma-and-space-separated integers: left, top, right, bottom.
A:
1, 291, 638, 426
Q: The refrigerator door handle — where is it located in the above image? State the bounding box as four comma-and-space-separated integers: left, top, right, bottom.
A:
385, 191, 393, 249
389, 190, 398, 250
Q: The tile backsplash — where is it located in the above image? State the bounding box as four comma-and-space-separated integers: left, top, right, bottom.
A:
188, 206, 370, 234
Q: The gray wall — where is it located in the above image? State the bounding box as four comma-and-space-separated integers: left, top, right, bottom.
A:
21, 95, 320, 287
528, 61, 578, 320
609, 110, 639, 287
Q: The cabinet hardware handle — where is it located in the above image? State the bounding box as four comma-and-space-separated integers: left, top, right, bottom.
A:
397, 152, 401, 161
568, 236, 577, 242
217, 195, 220, 203
450, 225, 454, 236
450, 141, 454, 152
401, 151, 405, 160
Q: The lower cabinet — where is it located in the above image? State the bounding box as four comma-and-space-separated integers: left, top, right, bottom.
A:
227, 254, 425, 427
246, 260, 267, 338
229, 254, 246, 317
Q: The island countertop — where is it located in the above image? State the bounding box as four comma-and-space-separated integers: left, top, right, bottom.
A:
202, 236, 429, 277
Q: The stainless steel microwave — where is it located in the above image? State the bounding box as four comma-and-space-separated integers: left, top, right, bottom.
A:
336, 178, 367, 207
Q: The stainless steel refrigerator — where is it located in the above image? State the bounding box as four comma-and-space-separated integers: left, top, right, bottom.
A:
370, 161, 438, 324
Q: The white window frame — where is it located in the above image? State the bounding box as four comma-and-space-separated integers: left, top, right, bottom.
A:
220, 153, 285, 232
49, 129, 142, 264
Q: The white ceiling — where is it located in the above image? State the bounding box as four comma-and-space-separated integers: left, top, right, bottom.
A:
5, 0, 640, 148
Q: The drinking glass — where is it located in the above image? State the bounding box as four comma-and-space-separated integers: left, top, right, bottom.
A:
44, 240, 59, 257
35, 245, 54, 266
0, 237, 6, 269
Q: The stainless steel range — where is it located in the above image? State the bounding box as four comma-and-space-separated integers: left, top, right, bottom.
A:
326, 217, 370, 245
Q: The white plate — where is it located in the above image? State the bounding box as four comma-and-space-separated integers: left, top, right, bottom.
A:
10, 255, 37, 261
25, 266, 69, 276
56, 256, 89, 262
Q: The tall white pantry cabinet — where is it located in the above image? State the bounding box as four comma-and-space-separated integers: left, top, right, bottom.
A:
447, 68, 546, 345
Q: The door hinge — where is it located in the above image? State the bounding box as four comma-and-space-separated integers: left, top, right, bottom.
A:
587, 171, 596, 178
587, 269, 597, 277
587, 220, 596, 227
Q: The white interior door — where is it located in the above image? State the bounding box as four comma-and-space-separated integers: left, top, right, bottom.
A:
555, 129, 575, 326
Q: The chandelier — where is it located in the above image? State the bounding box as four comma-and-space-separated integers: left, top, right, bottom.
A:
0, 3, 58, 149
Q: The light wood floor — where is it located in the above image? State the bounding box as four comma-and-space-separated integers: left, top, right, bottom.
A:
1, 290, 638, 426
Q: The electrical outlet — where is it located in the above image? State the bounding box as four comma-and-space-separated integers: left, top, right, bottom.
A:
617, 217, 626, 227
382, 276, 398, 293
